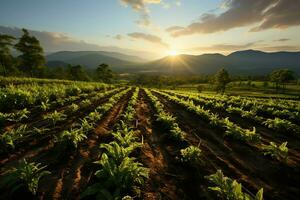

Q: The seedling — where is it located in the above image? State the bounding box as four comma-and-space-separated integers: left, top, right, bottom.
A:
206, 170, 263, 200
263, 141, 288, 162
0, 159, 50, 195
180, 145, 202, 164
43, 110, 66, 127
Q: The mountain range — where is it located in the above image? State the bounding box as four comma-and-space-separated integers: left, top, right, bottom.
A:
46, 50, 300, 75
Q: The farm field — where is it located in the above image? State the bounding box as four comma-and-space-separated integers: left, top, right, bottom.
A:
0, 78, 300, 200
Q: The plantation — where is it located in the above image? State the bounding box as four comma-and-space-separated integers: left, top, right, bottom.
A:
0, 77, 300, 200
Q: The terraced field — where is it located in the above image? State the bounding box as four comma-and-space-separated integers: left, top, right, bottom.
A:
0, 78, 300, 200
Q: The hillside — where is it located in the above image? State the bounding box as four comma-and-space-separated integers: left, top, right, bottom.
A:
46, 50, 300, 75
135, 50, 300, 75
46, 51, 145, 71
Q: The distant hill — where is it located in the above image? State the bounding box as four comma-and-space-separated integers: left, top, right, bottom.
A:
134, 50, 300, 75
46, 49, 300, 75
46, 51, 146, 71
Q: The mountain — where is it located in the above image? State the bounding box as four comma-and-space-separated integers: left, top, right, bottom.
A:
46, 49, 300, 75
47, 51, 146, 63
133, 50, 300, 75
46, 51, 144, 71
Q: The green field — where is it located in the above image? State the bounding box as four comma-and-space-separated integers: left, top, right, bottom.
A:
0, 77, 300, 200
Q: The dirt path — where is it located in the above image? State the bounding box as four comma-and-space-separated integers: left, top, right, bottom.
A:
136, 89, 208, 200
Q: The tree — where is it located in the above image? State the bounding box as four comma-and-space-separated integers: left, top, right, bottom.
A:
214, 68, 230, 94
15, 29, 45, 77
96, 63, 113, 83
0, 34, 16, 76
269, 69, 294, 92
67, 64, 90, 81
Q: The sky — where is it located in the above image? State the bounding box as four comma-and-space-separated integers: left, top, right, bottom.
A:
0, 0, 300, 59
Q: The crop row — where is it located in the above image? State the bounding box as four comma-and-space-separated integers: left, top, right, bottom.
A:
81, 87, 149, 199
165, 90, 300, 135
154, 90, 289, 162
173, 90, 300, 122
0, 87, 125, 151
0, 81, 112, 112
0, 88, 104, 128
145, 89, 264, 199
0, 88, 132, 198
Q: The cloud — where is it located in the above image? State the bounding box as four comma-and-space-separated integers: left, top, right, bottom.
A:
259, 45, 300, 52
186, 40, 300, 54
166, 26, 184, 32
127, 32, 169, 47
273, 38, 290, 42
120, 0, 162, 26
0, 26, 163, 59
168, 0, 300, 37
114, 34, 123, 40
0, 26, 105, 52
189, 42, 259, 52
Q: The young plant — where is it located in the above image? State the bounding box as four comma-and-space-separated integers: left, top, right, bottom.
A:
262, 141, 288, 162
80, 118, 95, 133
12, 108, 31, 122
170, 123, 186, 141
80, 99, 92, 108
68, 103, 79, 112
112, 124, 141, 149
0, 159, 50, 195
1, 124, 28, 148
263, 118, 298, 133
43, 110, 66, 127
60, 128, 87, 148
40, 100, 50, 111
81, 152, 148, 200
205, 170, 263, 200
87, 110, 101, 122
180, 145, 202, 164
157, 112, 176, 130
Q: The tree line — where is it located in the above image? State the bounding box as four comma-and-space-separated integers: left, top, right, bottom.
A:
0, 29, 113, 82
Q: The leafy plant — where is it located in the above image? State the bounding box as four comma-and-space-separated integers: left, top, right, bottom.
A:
81, 154, 148, 200
205, 170, 263, 200
43, 110, 66, 126
0, 159, 50, 195
157, 112, 176, 129
1, 124, 28, 148
60, 128, 87, 148
180, 146, 202, 164
263, 118, 298, 133
87, 110, 101, 122
40, 100, 50, 111
170, 123, 186, 141
80, 99, 92, 108
80, 118, 95, 133
262, 141, 288, 162
68, 103, 79, 112
12, 108, 31, 122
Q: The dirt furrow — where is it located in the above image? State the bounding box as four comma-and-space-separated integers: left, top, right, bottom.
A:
153, 91, 300, 200
137, 89, 207, 200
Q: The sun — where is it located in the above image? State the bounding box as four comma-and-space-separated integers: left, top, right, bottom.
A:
168, 50, 178, 56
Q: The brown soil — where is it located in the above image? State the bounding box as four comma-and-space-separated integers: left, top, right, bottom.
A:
153, 91, 300, 200
136, 89, 210, 200
0, 89, 123, 168
38, 89, 132, 200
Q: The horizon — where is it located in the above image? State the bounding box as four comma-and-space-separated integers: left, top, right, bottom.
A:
1, 0, 300, 60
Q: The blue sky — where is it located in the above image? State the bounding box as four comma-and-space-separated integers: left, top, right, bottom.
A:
0, 0, 299, 58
